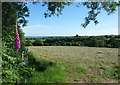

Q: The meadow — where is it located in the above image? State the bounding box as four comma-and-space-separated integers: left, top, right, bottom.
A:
28, 46, 119, 83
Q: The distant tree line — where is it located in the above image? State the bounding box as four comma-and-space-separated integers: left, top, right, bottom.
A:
25, 35, 120, 48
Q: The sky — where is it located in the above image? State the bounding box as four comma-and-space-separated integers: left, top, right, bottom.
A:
21, 2, 118, 36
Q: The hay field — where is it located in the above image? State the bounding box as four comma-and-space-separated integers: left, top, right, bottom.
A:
28, 46, 118, 63
28, 46, 119, 83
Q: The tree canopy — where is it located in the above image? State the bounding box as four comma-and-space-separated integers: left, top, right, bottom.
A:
2, 2, 120, 29
37, 2, 119, 28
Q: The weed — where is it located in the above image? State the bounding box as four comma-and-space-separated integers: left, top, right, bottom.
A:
86, 74, 102, 83
75, 66, 87, 73
98, 65, 120, 79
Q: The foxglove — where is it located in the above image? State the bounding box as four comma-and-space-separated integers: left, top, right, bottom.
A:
15, 28, 20, 52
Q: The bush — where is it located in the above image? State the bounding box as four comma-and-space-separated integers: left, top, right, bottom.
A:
98, 40, 105, 47
61, 42, 66, 46
89, 38, 98, 47
106, 44, 112, 48
33, 39, 44, 46
2, 27, 34, 83
44, 43, 49, 46
72, 42, 80, 46
2, 42, 34, 83
25, 39, 33, 46
108, 38, 116, 47
66, 42, 72, 46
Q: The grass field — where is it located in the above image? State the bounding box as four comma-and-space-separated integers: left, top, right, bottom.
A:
28, 46, 119, 83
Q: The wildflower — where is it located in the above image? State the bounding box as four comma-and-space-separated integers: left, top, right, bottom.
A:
15, 25, 20, 52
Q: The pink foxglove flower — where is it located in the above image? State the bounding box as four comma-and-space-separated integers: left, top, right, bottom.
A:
15, 28, 21, 52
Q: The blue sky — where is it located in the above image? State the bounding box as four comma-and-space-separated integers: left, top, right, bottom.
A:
21, 2, 118, 36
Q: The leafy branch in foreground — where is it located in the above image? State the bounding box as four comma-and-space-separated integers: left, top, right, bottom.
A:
39, 2, 119, 28
81, 2, 119, 28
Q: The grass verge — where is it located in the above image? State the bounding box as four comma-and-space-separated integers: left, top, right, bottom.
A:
27, 52, 68, 83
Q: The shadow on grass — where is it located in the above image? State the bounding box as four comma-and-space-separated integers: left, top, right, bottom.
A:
27, 52, 68, 83
28, 52, 53, 72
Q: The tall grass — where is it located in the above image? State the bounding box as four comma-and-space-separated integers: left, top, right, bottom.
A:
27, 52, 68, 83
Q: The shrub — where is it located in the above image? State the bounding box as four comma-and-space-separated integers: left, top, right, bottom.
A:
33, 39, 44, 46
25, 39, 33, 46
44, 43, 49, 46
2, 42, 34, 83
66, 42, 72, 46
98, 40, 105, 47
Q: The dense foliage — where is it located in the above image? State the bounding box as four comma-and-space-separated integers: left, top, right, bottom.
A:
25, 35, 120, 48
2, 2, 33, 83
